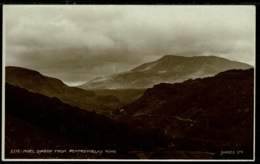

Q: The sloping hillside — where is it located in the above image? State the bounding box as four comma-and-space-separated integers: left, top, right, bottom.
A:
118, 69, 254, 159
80, 55, 252, 89
5, 83, 168, 159
6, 66, 120, 115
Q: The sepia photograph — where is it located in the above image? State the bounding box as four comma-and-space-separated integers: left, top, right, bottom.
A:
2, 5, 255, 161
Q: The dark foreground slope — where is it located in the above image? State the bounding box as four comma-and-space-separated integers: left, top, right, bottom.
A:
5, 83, 168, 159
6, 66, 120, 115
119, 69, 254, 159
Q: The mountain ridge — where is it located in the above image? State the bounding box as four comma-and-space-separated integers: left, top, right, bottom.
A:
6, 66, 67, 90
80, 55, 252, 89
115, 68, 254, 158
5, 66, 120, 115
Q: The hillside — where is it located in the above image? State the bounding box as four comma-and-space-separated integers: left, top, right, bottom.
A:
5, 83, 168, 159
6, 66, 120, 115
117, 69, 254, 159
80, 55, 252, 89
92, 89, 145, 105
5, 68, 254, 159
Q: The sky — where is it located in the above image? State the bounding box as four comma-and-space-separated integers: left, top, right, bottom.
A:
3, 5, 255, 86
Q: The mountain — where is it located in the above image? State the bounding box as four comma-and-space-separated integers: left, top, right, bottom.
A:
79, 55, 253, 89
5, 83, 169, 159
6, 66, 120, 115
116, 68, 254, 159
6, 66, 95, 96
5, 68, 253, 159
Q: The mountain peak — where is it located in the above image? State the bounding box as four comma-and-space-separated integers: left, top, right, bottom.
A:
80, 55, 252, 89
6, 66, 66, 87
158, 55, 222, 60
158, 55, 184, 60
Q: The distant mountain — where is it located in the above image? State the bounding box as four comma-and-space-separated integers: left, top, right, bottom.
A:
80, 55, 253, 89
6, 66, 120, 115
5, 83, 168, 159
117, 68, 254, 159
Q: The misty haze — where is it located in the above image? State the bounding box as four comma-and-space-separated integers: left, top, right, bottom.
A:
3, 5, 255, 161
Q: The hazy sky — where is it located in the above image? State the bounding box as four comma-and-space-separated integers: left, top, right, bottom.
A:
4, 5, 255, 86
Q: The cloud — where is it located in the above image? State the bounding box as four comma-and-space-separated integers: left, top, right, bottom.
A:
4, 5, 255, 85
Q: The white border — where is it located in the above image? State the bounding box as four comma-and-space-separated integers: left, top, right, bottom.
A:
1, 5, 256, 162
2, 5, 6, 162
253, 8, 256, 161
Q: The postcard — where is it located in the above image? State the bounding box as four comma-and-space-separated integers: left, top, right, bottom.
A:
2, 5, 255, 161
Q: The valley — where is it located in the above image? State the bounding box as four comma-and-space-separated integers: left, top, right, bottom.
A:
4, 55, 254, 160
